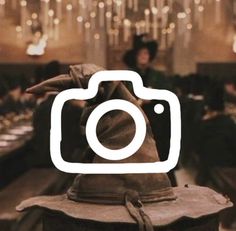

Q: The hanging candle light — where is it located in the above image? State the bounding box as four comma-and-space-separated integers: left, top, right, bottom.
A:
140, 20, 146, 34
198, 5, 204, 30
106, 0, 113, 12
128, 0, 133, 9
183, 0, 191, 11
166, 27, 171, 48
156, 0, 164, 11
41, 0, 49, 33
0, 0, 5, 18
184, 23, 192, 48
56, 0, 62, 20
20, 0, 27, 36
233, 34, 236, 53
16, 26, 23, 39
150, 0, 155, 9
152, 7, 158, 40
106, 11, 112, 31
108, 29, 114, 46
26, 19, 32, 39
115, 0, 122, 19
160, 28, 167, 50
168, 0, 173, 13
185, 7, 191, 23
48, 9, 54, 38
98, 2, 105, 27
233, 0, 236, 15
11, 0, 17, 10
194, 0, 201, 23
114, 29, 119, 46
161, 6, 169, 29
133, 0, 138, 12
92, 1, 98, 14
77, 16, 83, 33
177, 12, 187, 36
123, 19, 131, 42
66, 4, 73, 30
90, 11, 96, 30
54, 18, 60, 40
215, 0, 221, 24
85, 21, 91, 42
144, 9, 150, 33
94, 33, 100, 50
113, 15, 120, 29
87, 0, 93, 12
135, 22, 141, 35
121, 0, 126, 19
168, 22, 175, 46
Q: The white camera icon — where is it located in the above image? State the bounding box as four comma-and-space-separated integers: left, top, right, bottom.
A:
50, 71, 181, 174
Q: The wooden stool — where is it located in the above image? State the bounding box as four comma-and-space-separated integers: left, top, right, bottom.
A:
17, 185, 232, 231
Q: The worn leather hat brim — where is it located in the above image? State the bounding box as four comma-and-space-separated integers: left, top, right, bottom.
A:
17, 185, 232, 227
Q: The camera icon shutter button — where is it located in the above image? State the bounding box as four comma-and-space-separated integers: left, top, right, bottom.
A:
85, 99, 147, 161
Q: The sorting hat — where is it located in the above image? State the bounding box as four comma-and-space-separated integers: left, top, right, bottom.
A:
123, 34, 158, 68
18, 64, 232, 230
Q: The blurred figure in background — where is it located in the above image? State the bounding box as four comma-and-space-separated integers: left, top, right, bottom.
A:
224, 77, 236, 123
225, 77, 236, 104
0, 78, 8, 116
123, 34, 176, 186
20, 76, 36, 111
31, 61, 61, 167
31, 61, 85, 167
2, 74, 24, 116
123, 34, 169, 89
196, 81, 236, 184
180, 74, 207, 167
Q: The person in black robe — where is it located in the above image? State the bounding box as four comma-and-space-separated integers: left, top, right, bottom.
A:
196, 81, 236, 184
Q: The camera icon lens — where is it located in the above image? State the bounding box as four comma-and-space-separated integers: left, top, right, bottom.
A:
50, 71, 181, 174
86, 99, 146, 161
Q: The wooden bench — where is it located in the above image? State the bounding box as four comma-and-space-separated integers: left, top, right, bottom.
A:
0, 168, 71, 231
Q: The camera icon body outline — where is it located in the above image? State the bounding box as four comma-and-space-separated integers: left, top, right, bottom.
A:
50, 70, 181, 174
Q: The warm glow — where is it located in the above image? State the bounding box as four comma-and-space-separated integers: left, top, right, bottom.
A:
98, 2, 105, 8
26, 37, 47, 56
66, 4, 72, 11
177, 12, 187, 19
31, 13, 38, 20
187, 23, 193, 30
54, 18, 60, 25
144, 9, 150, 15
48, 10, 54, 17
16, 26, 22, 32
233, 35, 236, 53
77, 16, 83, 23
20, 0, 27, 7
0, 0, 5, 5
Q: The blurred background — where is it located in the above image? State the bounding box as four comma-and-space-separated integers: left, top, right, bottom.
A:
0, 0, 236, 231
